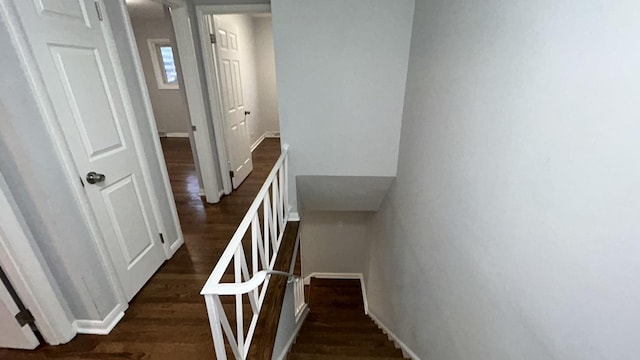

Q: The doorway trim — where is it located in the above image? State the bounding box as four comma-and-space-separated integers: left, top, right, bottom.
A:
0, 175, 75, 345
195, 4, 272, 195
147, 0, 224, 204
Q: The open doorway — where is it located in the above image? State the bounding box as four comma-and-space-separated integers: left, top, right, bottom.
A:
125, 0, 205, 209
196, 5, 281, 192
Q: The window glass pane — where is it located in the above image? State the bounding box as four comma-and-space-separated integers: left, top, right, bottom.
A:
159, 46, 178, 84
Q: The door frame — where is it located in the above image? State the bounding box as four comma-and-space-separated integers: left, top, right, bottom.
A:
195, 4, 272, 196
0, 175, 75, 345
0, 0, 184, 330
141, 0, 224, 204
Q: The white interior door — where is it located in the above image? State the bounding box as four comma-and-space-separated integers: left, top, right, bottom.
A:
10, 0, 166, 301
0, 273, 39, 350
212, 15, 253, 189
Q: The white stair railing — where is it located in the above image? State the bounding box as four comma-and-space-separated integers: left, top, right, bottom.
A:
201, 147, 298, 359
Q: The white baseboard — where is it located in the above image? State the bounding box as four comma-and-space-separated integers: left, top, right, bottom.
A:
288, 211, 300, 221
169, 236, 184, 257
73, 304, 125, 335
161, 132, 189, 138
368, 311, 421, 360
264, 131, 280, 138
251, 133, 266, 152
198, 188, 205, 197
274, 306, 309, 360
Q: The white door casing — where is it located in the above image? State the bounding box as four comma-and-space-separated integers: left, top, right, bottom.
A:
0, 274, 39, 350
212, 15, 253, 189
10, 0, 166, 301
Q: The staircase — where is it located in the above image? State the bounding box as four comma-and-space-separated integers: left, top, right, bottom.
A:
288, 278, 406, 360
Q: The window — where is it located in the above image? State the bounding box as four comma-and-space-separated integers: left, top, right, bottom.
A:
147, 39, 179, 90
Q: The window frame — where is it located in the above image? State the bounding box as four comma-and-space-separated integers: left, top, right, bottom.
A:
147, 38, 179, 90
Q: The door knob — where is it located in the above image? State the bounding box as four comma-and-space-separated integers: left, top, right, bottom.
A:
86, 171, 106, 184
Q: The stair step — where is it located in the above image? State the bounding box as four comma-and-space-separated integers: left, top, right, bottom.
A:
296, 331, 393, 345
291, 344, 403, 357
291, 278, 406, 359
288, 354, 404, 360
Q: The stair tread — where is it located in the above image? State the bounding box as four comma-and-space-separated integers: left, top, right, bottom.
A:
288, 354, 405, 360
291, 344, 403, 357
290, 278, 406, 359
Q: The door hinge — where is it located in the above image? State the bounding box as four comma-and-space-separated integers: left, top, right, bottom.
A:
159, 233, 165, 244
15, 309, 35, 327
191, 125, 197, 132
94, 1, 103, 21
229, 171, 234, 179
209, 33, 216, 44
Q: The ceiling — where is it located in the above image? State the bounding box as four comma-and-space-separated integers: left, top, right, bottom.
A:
126, 0, 166, 20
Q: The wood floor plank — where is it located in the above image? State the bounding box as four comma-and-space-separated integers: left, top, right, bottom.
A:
0, 138, 281, 359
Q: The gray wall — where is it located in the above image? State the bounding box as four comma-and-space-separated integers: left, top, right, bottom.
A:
271, 0, 414, 212
300, 211, 372, 278
253, 16, 279, 137
366, 0, 640, 359
0, 15, 118, 321
130, 15, 191, 134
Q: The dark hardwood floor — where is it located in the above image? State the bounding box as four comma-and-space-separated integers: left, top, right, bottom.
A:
0, 137, 282, 360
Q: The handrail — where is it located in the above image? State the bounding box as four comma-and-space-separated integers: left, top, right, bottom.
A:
201, 147, 295, 360
206, 270, 297, 295
201, 148, 289, 294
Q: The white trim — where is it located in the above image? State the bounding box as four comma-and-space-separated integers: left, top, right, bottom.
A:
250, 133, 266, 152
288, 211, 300, 222
199, 4, 271, 14
115, 1, 184, 260
169, 236, 184, 256
0, 175, 76, 345
264, 131, 280, 138
161, 132, 190, 138
170, 5, 222, 203
303, 272, 361, 283
273, 306, 309, 360
73, 304, 125, 335
368, 311, 421, 360
196, 8, 233, 195
0, 0, 129, 313
146, 38, 180, 90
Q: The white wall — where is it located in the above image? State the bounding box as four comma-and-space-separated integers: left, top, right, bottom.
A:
130, 15, 191, 134
253, 16, 280, 137
301, 211, 371, 278
366, 0, 640, 359
272, 0, 415, 212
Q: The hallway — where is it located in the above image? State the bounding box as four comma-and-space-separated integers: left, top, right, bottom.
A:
0, 138, 282, 359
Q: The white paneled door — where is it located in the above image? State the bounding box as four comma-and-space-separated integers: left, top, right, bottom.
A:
9, 0, 166, 300
212, 15, 253, 189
